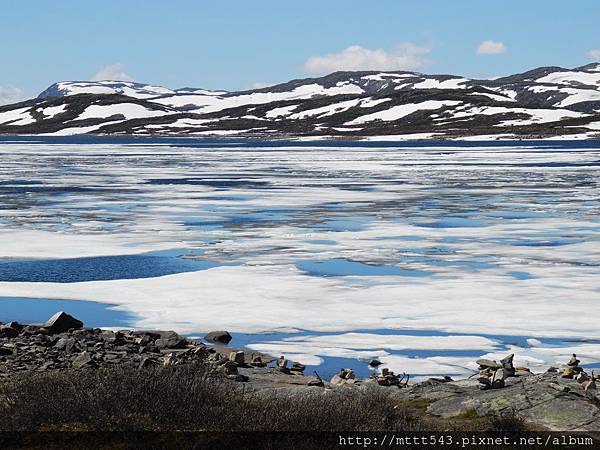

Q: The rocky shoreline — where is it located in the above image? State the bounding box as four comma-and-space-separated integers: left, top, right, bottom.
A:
2, 312, 600, 432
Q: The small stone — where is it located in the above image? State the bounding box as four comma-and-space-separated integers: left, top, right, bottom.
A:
561, 368, 576, 379
368, 359, 383, 367
139, 356, 160, 369
428, 376, 453, 383
330, 368, 357, 385
204, 331, 232, 344
101, 331, 124, 344
155, 337, 186, 350
22, 325, 48, 335
492, 378, 505, 389
54, 338, 77, 352
582, 380, 597, 391
6, 322, 22, 331
549, 382, 570, 393
72, 351, 94, 369
546, 366, 558, 373
0, 327, 19, 339
476, 358, 502, 370
497, 368, 510, 381
226, 374, 249, 382
576, 372, 590, 384
477, 375, 491, 386
340, 368, 355, 380
250, 355, 266, 367
567, 354, 580, 367
229, 351, 245, 365
222, 361, 239, 376
290, 362, 306, 373
500, 354, 515, 377
308, 379, 325, 387
277, 356, 288, 369
44, 312, 83, 333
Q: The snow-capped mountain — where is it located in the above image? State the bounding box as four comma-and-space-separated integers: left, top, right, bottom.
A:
37, 81, 227, 100
1, 64, 600, 139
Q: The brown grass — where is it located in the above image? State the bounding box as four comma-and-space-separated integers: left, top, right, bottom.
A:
0, 361, 528, 443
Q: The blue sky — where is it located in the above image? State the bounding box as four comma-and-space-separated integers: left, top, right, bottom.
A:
1, 0, 599, 102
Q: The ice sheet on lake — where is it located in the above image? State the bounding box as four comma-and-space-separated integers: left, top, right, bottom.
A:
1, 140, 600, 375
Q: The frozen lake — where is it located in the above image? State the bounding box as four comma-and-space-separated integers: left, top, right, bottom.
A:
1, 136, 599, 379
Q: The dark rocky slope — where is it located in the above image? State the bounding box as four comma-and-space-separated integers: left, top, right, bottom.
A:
1, 64, 600, 139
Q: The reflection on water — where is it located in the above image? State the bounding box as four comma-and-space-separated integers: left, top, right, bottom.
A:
296, 258, 430, 278
0, 296, 135, 328
0, 250, 232, 283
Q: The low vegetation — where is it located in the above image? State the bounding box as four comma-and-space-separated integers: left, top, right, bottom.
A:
0, 361, 526, 434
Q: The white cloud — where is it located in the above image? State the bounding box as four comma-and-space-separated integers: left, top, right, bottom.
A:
587, 49, 600, 60
302, 43, 431, 73
476, 40, 507, 55
0, 85, 25, 106
91, 63, 134, 82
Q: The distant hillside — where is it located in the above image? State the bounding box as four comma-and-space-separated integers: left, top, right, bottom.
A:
1, 64, 600, 140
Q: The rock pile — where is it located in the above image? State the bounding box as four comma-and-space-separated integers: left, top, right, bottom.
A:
560, 353, 583, 379
205, 348, 254, 381
558, 354, 597, 392
330, 368, 358, 385
369, 367, 408, 387
475, 353, 517, 390
0, 312, 207, 377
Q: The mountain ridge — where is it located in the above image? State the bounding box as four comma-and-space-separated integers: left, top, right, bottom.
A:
2, 64, 600, 140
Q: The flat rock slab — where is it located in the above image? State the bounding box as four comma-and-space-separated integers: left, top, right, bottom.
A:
525, 395, 599, 431
396, 372, 600, 431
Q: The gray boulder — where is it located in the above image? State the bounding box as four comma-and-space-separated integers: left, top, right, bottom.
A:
44, 312, 83, 333
291, 362, 306, 373
204, 330, 232, 344
0, 326, 19, 338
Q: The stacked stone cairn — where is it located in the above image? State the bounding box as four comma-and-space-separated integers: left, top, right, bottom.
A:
369, 367, 408, 387
330, 368, 358, 385
560, 354, 597, 392
476, 353, 517, 390
208, 350, 250, 382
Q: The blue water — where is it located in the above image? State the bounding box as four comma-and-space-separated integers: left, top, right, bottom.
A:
416, 217, 489, 228
507, 271, 536, 280
0, 250, 232, 283
2, 136, 600, 377
296, 258, 430, 278
0, 296, 135, 328
226, 328, 585, 379
304, 239, 337, 245
306, 216, 374, 232
2, 135, 599, 149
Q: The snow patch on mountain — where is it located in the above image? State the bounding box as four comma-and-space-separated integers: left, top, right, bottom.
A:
2, 64, 600, 139
77, 103, 173, 121
347, 100, 462, 125
40, 104, 68, 118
